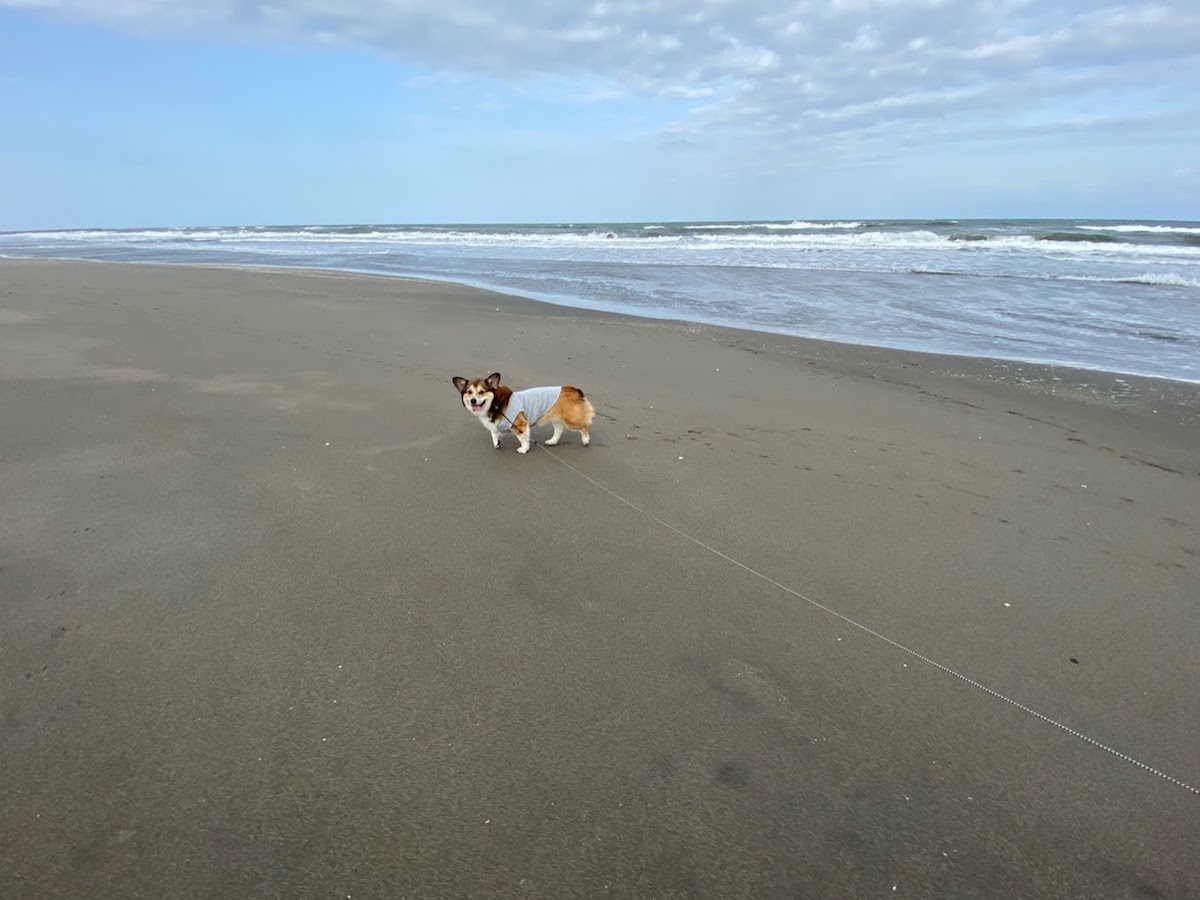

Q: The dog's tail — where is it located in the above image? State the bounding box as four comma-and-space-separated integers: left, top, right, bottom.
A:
561, 385, 595, 427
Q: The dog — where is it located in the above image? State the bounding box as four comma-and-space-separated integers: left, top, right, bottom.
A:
452, 372, 594, 453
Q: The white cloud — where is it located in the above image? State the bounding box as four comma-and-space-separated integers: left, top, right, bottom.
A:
5, 0, 1199, 159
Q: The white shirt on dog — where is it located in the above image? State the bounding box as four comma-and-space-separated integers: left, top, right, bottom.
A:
498, 386, 562, 431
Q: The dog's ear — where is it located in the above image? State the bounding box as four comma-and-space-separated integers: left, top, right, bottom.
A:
484, 372, 502, 389
451, 376, 469, 393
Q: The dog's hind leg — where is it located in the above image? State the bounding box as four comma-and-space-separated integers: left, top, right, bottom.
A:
545, 420, 566, 446
579, 426, 590, 446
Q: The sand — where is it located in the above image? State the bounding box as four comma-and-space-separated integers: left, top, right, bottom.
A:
1, 258, 1198, 899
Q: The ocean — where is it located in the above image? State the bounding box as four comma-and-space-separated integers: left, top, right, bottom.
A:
2, 219, 1198, 383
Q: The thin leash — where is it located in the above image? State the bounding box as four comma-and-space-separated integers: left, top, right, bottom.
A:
533, 440, 1200, 798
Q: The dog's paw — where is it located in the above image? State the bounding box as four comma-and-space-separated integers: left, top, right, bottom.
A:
517, 445, 530, 454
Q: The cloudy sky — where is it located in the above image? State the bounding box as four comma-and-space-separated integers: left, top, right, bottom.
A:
1, 0, 1198, 228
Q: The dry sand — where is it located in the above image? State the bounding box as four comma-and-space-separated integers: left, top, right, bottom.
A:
1, 258, 1198, 898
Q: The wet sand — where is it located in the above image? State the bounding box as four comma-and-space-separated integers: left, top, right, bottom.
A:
1, 258, 1198, 898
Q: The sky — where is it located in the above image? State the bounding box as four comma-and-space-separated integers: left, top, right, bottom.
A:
1, 0, 1198, 228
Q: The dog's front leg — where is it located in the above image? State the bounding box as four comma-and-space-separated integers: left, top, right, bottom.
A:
511, 412, 532, 454
485, 420, 502, 449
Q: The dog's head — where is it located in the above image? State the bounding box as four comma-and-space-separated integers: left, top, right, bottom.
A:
452, 371, 503, 418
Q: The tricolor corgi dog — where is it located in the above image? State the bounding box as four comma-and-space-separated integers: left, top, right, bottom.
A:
452, 372, 595, 453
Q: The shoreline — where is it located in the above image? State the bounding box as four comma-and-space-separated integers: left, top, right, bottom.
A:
2, 258, 1198, 898
3, 253, 1198, 390
3, 257, 1197, 454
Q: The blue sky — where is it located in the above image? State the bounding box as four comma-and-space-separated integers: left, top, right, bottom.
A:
1, 0, 1198, 228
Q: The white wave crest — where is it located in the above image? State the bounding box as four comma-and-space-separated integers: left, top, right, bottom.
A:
1116, 273, 1200, 288
1055, 273, 1200, 288
684, 220, 862, 231
1078, 223, 1200, 235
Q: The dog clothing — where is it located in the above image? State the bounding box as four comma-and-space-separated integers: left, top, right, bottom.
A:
497, 386, 562, 431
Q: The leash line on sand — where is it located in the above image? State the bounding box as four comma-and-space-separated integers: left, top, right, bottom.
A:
536, 443, 1200, 798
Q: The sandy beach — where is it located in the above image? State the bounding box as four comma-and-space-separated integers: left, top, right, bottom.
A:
2, 258, 1198, 898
